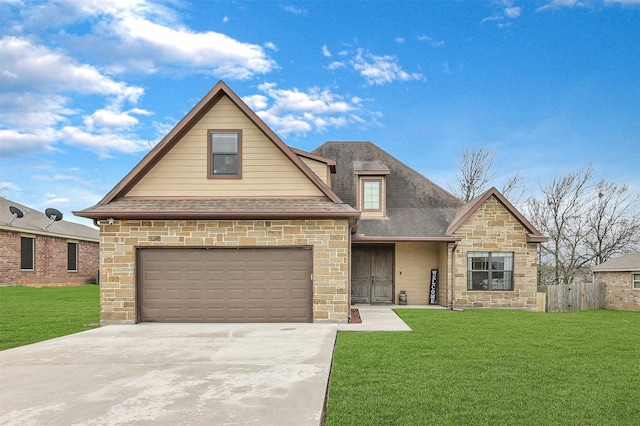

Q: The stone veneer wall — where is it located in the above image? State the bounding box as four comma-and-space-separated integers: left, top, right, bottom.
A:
99, 219, 350, 324
452, 196, 539, 310
595, 271, 640, 311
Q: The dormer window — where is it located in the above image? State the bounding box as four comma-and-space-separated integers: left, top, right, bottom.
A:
362, 179, 382, 211
354, 160, 389, 218
209, 130, 242, 178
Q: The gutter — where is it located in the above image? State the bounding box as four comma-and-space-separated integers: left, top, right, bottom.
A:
451, 242, 459, 310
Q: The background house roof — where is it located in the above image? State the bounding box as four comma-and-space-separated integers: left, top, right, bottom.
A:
313, 141, 463, 239
0, 197, 99, 241
592, 252, 640, 272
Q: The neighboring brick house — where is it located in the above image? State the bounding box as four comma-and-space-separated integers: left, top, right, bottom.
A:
592, 252, 640, 311
1, 197, 99, 286
75, 81, 547, 325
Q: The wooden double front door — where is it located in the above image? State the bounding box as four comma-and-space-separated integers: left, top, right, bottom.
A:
351, 244, 394, 304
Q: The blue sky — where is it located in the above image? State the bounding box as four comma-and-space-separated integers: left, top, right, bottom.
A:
1, 0, 638, 226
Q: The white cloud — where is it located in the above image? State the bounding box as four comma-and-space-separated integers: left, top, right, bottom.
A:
245, 82, 369, 135
0, 129, 57, 157
20, 0, 277, 80
57, 126, 154, 157
505, 6, 522, 18
322, 45, 331, 57
327, 61, 346, 70
242, 94, 269, 110
395, 37, 405, 44
482, 0, 523, 25
0, 37, 143, 103
281, 5, 308, 15
222, 16, 229, 23
113, 17, 276, 79
264, 42, 278, 51
43, 195, 71, 205
352, 49, 423, 85
0, 36, 152, 158
418, 35, 445, 48
537, 0, 639, 12
84, 108, 151, 131
536, 0, 580, 11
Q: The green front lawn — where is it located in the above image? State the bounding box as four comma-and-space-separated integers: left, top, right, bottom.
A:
0, 285, 100, 350
326, 309, 640, 425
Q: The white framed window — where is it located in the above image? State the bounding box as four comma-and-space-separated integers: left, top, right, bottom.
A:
468, 252, 514, 291
362, 179, 382, 211
633, 273, 640, 290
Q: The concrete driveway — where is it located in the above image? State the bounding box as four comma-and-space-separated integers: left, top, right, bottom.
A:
0, 323, 337, 426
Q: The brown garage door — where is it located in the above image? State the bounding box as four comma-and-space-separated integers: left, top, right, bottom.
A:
137, 247, 313, 323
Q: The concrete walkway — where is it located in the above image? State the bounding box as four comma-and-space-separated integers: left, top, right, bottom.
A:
339, 304, 446, 331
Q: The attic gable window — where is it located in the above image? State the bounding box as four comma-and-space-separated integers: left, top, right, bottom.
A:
208, 130, 242, 178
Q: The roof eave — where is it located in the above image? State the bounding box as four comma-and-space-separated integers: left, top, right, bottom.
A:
0, 224, 99, 243
73, 209, 360, 221
352, 234, 461, 242
526, 234, 549, 243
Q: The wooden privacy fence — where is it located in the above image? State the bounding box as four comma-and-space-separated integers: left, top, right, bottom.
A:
541, 282, 606, 313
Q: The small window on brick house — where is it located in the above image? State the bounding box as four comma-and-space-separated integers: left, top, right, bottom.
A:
68, 242, 78, 272
21, 236, 34, 270
633, 273, 640, 290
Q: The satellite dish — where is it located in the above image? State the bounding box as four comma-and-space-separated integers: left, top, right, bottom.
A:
8, 206, 24, 226
43, 208, 63, 230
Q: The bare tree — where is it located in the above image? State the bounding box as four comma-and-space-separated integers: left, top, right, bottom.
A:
584, 180, 640, 265
501, 171, 526, 206
528, 164, 640, 285
528, 164, 594, 285
449, 146, 495, 202
449, 146, 527, 204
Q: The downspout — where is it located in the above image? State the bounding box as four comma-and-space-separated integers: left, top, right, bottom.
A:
451, 242, 458, 310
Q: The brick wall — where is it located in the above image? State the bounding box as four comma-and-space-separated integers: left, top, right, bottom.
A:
595, 271, 640, 311
0, 229, 99, 286
98, 219, 350, 325
451, 196, 539, 310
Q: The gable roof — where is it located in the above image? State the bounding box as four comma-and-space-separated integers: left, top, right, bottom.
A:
446, 187, 547, 243
313, 142, 463, 240
0, 197, 99, 242
291, 148, 336, 173
592, 252, 640, 272
75, 81, 358, 221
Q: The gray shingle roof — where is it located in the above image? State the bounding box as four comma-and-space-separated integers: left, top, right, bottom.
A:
313, 142, 463, 238
74, 198, 358, 220
592, 252, 640, 272
0, 197, 99, 241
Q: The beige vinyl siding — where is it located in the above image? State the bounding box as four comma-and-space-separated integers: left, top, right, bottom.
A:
299, 157, 330, 186
127, 96, 324, 198
395, 242, 441, 304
